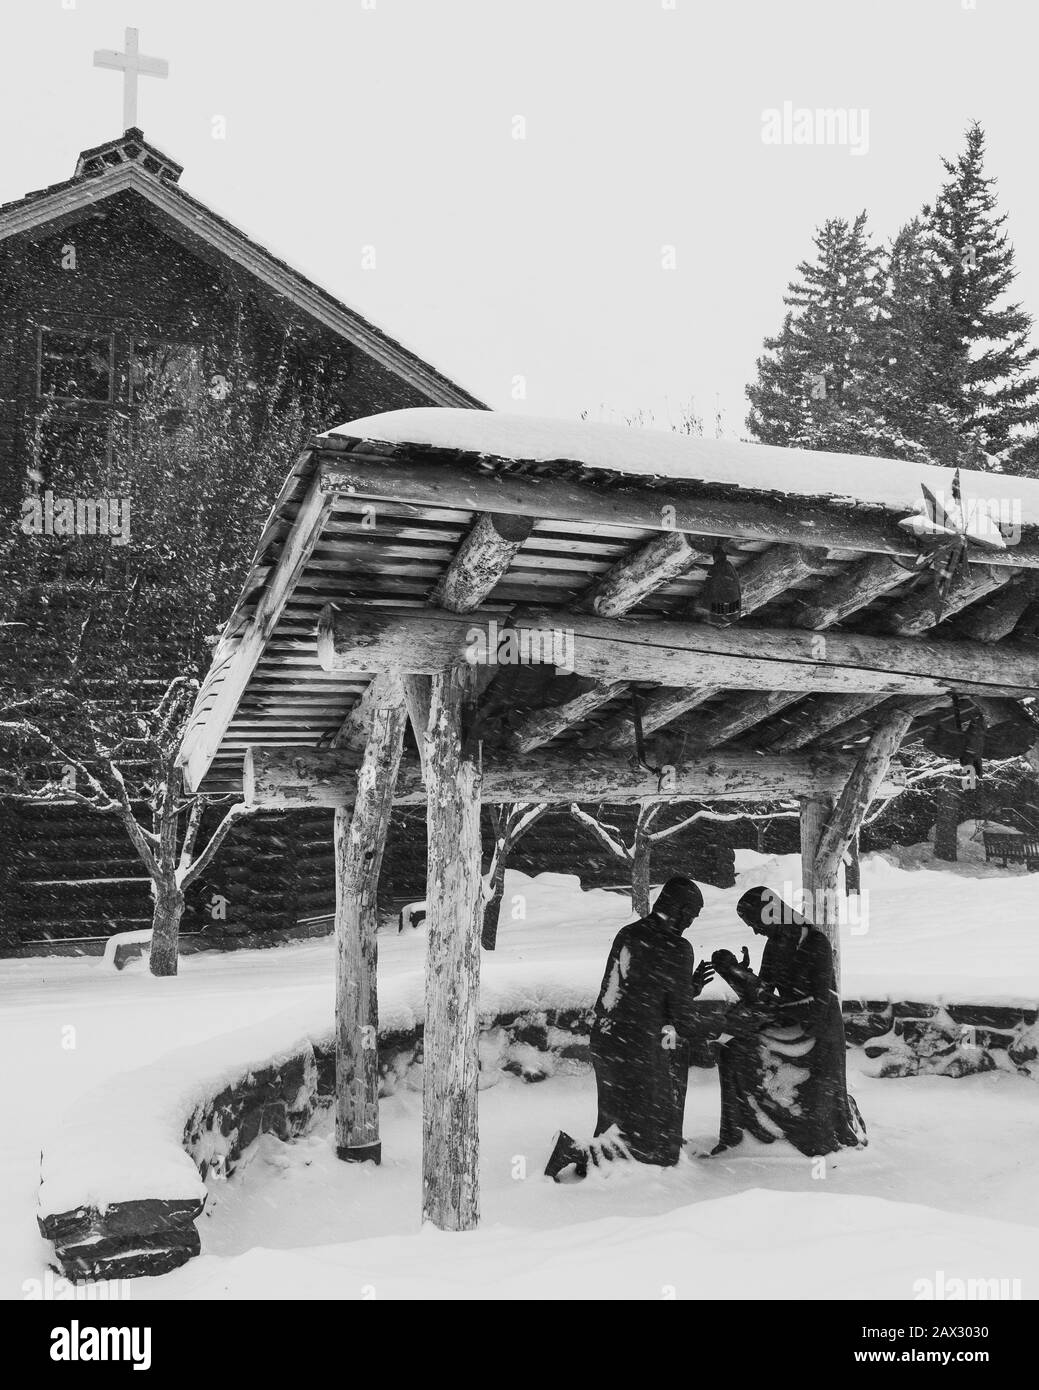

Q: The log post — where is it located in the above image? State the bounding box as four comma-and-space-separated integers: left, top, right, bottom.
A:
334, 673, 408, 1164
799, 794, 837, 968
402, 674, 432, 778
811, 708, 915, 990
423, 663, 483, 1230
844, 834, 861, 896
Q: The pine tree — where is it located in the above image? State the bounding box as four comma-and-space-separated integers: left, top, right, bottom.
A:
864, 218, 966, 465
924, 121, 1039, 463
746, 213, 886, 453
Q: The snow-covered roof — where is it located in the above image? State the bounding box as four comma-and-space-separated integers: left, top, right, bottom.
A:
328, 409, 1039, 527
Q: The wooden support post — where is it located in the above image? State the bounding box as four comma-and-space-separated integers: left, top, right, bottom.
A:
844, 834, 861, 896
423, 664, 483, 1231
402, 674, 432, 777
811, 708, 915, 989
334, 673, 408, 1164
799, 793, 837, 966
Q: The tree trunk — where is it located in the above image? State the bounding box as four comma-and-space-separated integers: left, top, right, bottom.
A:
423, 665, 483, 1231
481, 845, 508, 951
149, 877, 185, 977
934, 784, 960, 862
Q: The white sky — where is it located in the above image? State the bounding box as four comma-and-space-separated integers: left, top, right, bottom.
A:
2, 0, 1037, 433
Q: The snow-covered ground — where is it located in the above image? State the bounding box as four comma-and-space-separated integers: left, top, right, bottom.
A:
4, 847, 1039, 1300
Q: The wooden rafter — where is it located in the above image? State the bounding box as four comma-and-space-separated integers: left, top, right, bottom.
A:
576, 530, 709, 617
879, 564, 1009, 637
793, 554, 912, 631
957, 571, 1039, 642
534, 542, 830, 751
432, 512, 535, 612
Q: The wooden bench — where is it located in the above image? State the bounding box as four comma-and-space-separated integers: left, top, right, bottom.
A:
982, 831, 1039, 870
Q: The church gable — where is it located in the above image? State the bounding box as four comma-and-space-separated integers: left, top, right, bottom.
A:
0, 132, 480, 496
0, 130, 480, 418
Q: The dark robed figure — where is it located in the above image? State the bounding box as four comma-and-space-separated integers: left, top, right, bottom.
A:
586, 877, 713, 1166
710, 885, 866, 1157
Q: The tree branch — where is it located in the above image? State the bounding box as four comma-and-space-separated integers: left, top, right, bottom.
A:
178, 802, 250, 888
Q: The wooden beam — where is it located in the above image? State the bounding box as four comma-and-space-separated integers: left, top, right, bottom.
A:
763, 694, 887, 751
316, 604, 1039, 697
432, 511, 534, 612
334, 674, 408, 1164
318, 453, 1039, 568
577, 530, 708, 617
179, 465, 333, 791
957, 572, 1039, 642
423, 664, 482, 1231
793, 554, 911, 631
813, 693, 945, 749
629, 548, 899, 749
712, 543, 831, 617
243, 745, 900, 809
589, 685, 720, 751
881, 565, 1008, 637
562, 542, 826, 750
506, 679, 626, 753
494, 533, 709, 753
668, 690, 804, 750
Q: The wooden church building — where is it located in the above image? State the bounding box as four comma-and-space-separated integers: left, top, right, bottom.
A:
0, 124, 482, 953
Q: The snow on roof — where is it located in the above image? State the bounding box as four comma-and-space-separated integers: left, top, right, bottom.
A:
327, 409, 1039, 528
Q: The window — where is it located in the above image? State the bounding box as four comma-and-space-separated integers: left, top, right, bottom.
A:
130, 340, 203, 409
29, 413, 113, 487
37, 329, 115, 404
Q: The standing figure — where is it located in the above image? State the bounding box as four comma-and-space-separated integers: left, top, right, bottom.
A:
546, 876, 714, 1179
711, 885, 866, 1157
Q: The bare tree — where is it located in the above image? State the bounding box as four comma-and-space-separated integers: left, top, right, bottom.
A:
480, 801, 550, 949
568, 799, 802, 916
1, 677, 249, 975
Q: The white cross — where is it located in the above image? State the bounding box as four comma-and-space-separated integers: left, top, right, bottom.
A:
93, 27, 169, 131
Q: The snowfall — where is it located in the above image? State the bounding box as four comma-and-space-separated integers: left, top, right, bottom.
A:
4, 834, 1039, 1302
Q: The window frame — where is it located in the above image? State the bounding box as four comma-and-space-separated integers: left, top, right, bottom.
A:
127, 336, 205, 409
35, 326, 117, 406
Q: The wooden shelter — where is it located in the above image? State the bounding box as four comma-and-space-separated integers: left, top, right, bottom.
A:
179, 408, 1039, 1230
